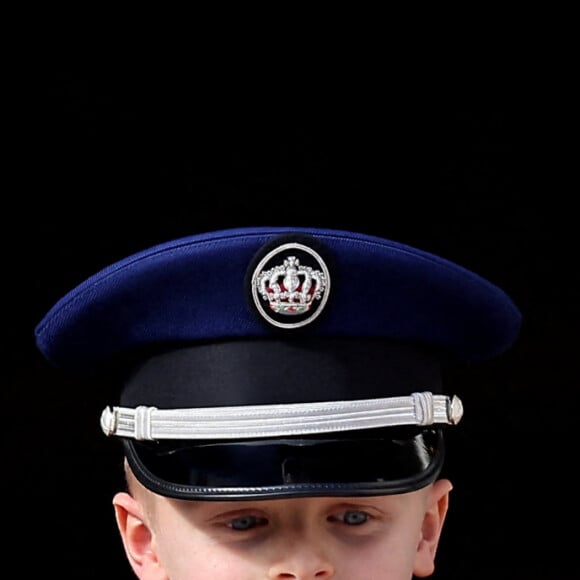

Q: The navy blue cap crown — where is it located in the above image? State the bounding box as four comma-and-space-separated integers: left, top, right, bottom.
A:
35, 226, 522, 371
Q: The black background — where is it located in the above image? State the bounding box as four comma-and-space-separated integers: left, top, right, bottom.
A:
6, 54, 576, 579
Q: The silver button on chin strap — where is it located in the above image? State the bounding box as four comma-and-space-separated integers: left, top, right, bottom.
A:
100, 391, 463, 441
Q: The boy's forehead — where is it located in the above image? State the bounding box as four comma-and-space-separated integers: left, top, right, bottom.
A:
166, 491, 426, 512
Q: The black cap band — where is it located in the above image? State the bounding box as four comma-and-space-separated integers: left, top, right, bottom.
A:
120, 338, 443, 408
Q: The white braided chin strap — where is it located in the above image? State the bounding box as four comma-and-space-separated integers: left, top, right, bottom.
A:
100, 391, 463, 441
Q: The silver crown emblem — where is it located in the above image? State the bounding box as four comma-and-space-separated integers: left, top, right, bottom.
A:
250, 241, 330, 329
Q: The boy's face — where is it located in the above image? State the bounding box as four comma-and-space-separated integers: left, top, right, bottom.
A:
113, 479, 452, 579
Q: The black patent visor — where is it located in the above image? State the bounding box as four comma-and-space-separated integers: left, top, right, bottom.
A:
124, 426, 445, 500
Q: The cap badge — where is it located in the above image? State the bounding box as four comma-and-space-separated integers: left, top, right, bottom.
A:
250, 240, 330, 329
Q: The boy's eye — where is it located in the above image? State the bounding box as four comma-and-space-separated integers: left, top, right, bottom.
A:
332, 510, 370, 526
227, 515, 268, 531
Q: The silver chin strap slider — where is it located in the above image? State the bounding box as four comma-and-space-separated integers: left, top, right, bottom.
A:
100, 406, 118, 436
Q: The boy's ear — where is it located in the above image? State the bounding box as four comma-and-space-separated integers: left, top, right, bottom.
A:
112, 491, 166, 579
413, 478, 453, 578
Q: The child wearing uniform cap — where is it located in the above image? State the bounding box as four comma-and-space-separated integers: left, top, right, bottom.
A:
35, 226, 521, 579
